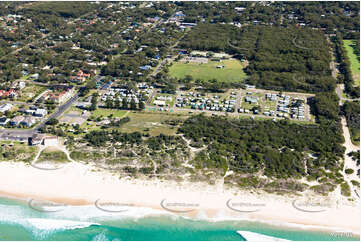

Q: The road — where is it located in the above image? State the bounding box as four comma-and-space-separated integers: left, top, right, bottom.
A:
335, 84, 358, 104
234, 91, 242, 112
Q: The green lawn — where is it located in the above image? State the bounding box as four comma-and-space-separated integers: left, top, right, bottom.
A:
91, 108, 127, 118
263, 100, 277, 111
343, 40, 360, 86
169, 59, 247, 82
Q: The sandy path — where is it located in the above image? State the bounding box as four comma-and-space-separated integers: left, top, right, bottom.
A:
340, 117, 360, 198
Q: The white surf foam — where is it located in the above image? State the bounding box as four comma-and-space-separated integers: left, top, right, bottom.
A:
237, 231, 290, 241
26, 218, 100, 231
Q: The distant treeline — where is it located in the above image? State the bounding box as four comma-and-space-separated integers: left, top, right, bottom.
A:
20, 2, 100, 18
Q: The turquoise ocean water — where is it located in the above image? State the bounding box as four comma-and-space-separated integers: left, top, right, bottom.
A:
0, 197, 358, 241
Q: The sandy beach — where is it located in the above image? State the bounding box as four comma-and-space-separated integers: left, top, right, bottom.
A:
0, 161, 359, 235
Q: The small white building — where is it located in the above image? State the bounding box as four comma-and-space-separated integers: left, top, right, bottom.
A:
43, 136, 58, 146
154, 100, 166, 106
34, 108, 48, 117
0, 103, 13, 113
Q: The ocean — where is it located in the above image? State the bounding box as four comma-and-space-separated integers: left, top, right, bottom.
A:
0, 197, 358, 241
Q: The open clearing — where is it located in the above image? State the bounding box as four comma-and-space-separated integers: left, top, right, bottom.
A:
119, 111, 189, 136
343, 40, 360, 86
91, 108, 127, 118
17, 84, 47, 102
169, 59, 247, 82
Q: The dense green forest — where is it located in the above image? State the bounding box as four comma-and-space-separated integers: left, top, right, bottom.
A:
245, 27, 335, 92
178, 115, 344, 177
342, 100, 360, 144
177, 115, 345, 194
179, 24, 240, 52
311, 92, 340, 122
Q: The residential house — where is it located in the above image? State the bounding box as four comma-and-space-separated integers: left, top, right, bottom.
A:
46, 85, 74, 103
10, 116, 24, 126
20, 116, 36, 127
0, 89, 17, 98
0, 117, 8, 126
34, 108, 47, 117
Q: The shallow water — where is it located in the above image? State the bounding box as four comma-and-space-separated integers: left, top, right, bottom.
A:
0, 197, 358, 241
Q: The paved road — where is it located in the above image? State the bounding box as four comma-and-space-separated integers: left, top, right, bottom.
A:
35, 92, 80, 131
0, 128, 36, 141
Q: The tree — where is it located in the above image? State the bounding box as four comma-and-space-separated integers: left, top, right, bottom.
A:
46, 118, 59, 125
138, 101, 145, 110
130, 98, 137, 110
114, 98, 121, 110
105, 97, 113, 109
122, 98, 128, 110
89, 93, 98, 111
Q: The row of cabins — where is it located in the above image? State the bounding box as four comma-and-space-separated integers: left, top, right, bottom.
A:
176, 96, 236, 112
276, 95, 305, 120
290, 100, 305, 120
101, 85, 151, 103
265, 93, 277, 101
276, 95, 291, 118
153, 96, 172, 107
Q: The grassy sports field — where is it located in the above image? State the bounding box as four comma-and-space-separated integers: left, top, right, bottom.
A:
169, 59, 247, 82
343, 40, 360, 86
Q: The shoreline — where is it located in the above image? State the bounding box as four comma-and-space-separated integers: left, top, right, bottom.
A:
0, 161, 359, 236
